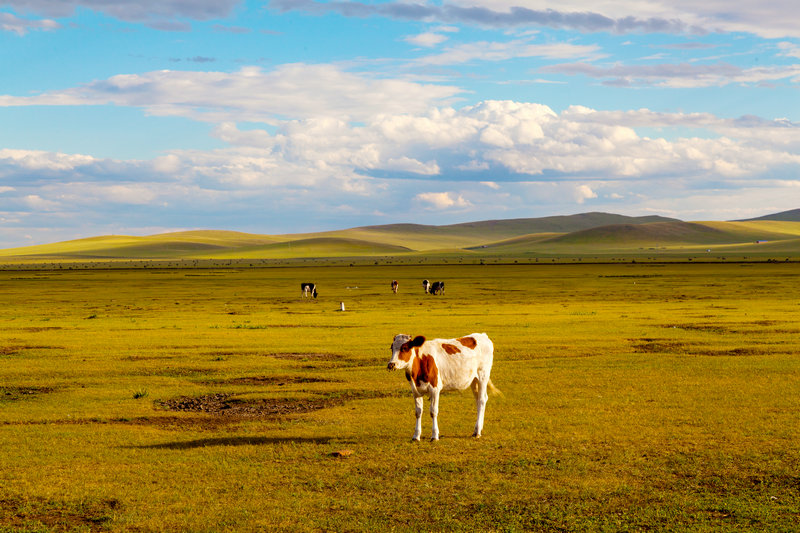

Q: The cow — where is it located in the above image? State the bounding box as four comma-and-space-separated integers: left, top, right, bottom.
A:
430, 281, 445, 295
300, 283, 318, 299
422, 279, 430, 294
387, 332, 495, 441
391, 280, 399, 294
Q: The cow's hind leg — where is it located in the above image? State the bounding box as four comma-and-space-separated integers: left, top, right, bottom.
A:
412, 396, 423, 442
429, 389, 440, 441
471, 377, 489, 438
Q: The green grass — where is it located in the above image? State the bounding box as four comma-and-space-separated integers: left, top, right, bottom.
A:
1, 263, 799, 531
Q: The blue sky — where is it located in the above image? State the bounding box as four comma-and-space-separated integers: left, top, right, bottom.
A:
1, 0, 799, 247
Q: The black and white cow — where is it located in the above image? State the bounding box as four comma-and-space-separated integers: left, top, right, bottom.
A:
422, 279, 430, 294
430, 281, 445, 295
300, 282, 318, 298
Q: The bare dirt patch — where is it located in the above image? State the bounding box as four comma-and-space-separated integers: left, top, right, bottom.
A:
631, 339, 774, 357
132, 367, 217, 378
0, 386, 55, 401
205, 375, 338, 386
0, 496, 118, 532
0, 345, 63, 356
154, 390, 400, 420
693, 347, 772, 357
267, 352, 340, 361
631, 339, 698, 354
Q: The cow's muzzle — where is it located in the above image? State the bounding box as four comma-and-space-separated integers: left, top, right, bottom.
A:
387, 362, 396, 371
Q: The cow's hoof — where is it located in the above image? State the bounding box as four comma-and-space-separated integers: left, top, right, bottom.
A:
472, 434, 482, 439
430, 436, 439, 442
411, 437, 420, 442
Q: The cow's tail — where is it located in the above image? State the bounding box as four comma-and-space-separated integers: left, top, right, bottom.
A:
487, 380, 503, 397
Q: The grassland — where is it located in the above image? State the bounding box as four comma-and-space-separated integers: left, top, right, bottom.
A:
1, 262, 799, 531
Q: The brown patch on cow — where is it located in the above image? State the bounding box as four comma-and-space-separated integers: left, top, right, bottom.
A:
399, 345, 413, 363
409, 354, 439, 388
457, 336, 477, 349
423, 355, 439, 388
442, 343, 461, 355
399, 336, 425, 363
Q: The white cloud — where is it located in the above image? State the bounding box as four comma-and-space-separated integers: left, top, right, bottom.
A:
1, 100, 799, 247
0, 12, 60, 35
542, 61, 800, 89
574, 184, 598, 203
23, 194, 61, 211
416, 39, 603, 66
405, 32, 448, 47
0, 64, 462, 123
415, 191, 472, 209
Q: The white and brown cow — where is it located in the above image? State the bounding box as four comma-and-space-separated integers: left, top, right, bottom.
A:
387, 333, 495, 441
300, 282, 318, 299
391, 280, 399, 294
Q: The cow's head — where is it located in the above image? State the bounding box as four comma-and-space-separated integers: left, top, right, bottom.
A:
312, 289, 318, 298
387, 334, 425, 370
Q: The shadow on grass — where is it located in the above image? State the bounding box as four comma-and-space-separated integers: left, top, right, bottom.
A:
128, 436, 335, 450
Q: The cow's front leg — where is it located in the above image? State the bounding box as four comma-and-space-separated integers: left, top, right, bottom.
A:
412, 395, 423, 441
429, 389, 440, 441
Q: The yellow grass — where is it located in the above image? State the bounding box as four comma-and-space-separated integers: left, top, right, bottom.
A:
1, 263, 799, 531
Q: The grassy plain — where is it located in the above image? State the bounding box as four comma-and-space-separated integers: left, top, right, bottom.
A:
1, 262, 799, 531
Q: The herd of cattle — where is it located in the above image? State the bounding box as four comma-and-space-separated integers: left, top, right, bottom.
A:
300, 279, 445, 299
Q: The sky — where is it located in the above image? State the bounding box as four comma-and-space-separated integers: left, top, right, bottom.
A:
1, 0, 799, 248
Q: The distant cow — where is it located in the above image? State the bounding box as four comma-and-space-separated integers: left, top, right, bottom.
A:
387, 332, 495, 441
300, 283, 318, 299
430, 281, 445, 295
391, 280, 399, 294
422, 279, 430, 294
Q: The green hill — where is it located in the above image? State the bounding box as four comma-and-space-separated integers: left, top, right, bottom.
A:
1, 211, 798, 262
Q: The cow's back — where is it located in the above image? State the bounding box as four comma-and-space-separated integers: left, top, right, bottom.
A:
435, 333, 492, 391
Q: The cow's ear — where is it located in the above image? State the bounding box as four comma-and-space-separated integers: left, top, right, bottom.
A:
410, 335, 426, 347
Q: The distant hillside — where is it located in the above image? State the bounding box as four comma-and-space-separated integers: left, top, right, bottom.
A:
353, 212, 678, 242
547, 222, 732, 245
739, 208, 800, 222
1, 211, 798, 261
476, 220, 800, 253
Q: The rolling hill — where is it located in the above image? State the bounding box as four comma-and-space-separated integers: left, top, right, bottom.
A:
739, 208, 800, 222
1, 210, 798, 262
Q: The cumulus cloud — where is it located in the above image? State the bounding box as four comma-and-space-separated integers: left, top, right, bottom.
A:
415, 191, 472, 209
3, 101, 799, 193
2, 99, 799, 246
0, 64, 462, 123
